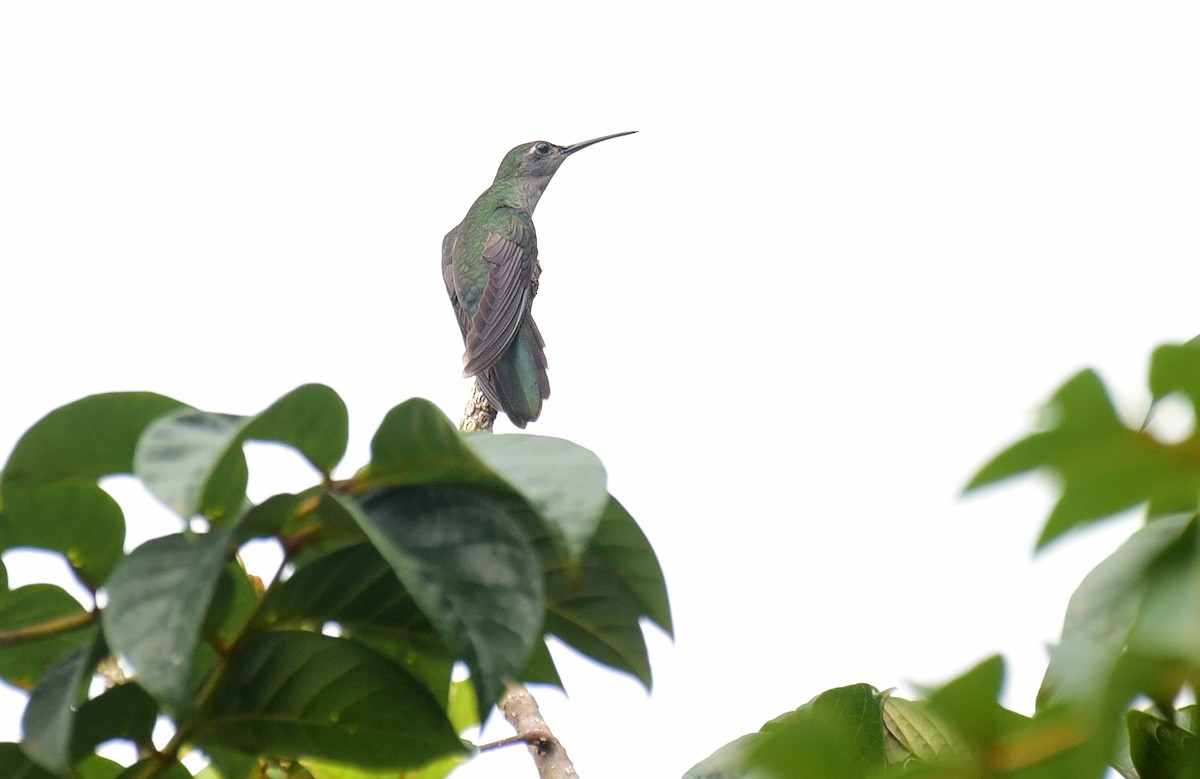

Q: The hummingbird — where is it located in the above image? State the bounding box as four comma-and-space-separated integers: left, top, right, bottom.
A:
442, 131, 636, 427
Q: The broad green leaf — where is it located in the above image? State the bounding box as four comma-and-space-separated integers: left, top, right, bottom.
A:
346, 487, 543, 721
134, 385, 348, 520
521, 639, 562, 688
0, 743, 58, 779
70, 683, 158, 762
0, 483, 125, 588
102, 530, 233, 712
365, 399, 495, 488
751, 684, 886, 779
1127, 709, 1200, 778
0, 583, 92, 690
1, 393, 183, 486
590, 497, 672, 635
463, 434, 608, 561
264, 543, 441, 653
544, 557, 651, 687
966, 370, 1200, 547
1040, 514, 1193, 707
21, 643, 93, 772
539, 499, 670, 686
881, 695, 968, 766
197, 631, 465, 768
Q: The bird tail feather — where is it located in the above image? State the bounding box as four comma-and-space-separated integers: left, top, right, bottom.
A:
478, 318, 549, 428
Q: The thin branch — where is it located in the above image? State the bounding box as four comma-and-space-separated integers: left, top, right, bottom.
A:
0, 609, 96, 647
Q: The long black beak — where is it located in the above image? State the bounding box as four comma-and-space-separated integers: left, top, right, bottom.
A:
564, 131, 637, 156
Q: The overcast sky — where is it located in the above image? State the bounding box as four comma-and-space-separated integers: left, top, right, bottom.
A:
2, 3, 1199, 777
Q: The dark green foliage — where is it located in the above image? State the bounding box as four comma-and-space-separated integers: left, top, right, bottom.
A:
0, 387, 670, 777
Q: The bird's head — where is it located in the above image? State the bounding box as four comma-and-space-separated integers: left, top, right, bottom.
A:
493, 131, 636, 183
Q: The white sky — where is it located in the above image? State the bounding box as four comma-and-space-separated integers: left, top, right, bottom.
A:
2, 3, 1199, 777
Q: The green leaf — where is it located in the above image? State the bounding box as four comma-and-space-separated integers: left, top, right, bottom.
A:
881, 695, 969, 766
0, 743, 58, 779
1127, 709, 1200, 779
264, 542, 442, 654
966, 370, 1200, 547
21, 643, 94, 772
101, 530, 233, 712
346, 487, 543, 721
366, 399, 495, 488
1149, 342, 1200, 413
462, 434, 608, 561
1129, 517, 1200, 670
236, 491, 363, 557
540, 498, 670, 687
197, 630, 466, 768
70, 683, 158, 761
114, 758, 192, 779
925, 656, 1017, 747
134, 384, 348, 520
0, 583, 92, 690
76, 755, 126, 779
749, 684, 887, 779
0, 483, 125, 588
1, 393, 184, 486
1040, 513, 1193, 708
590, 498, 672, 636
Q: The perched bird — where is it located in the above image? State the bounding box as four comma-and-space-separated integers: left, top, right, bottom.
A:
442, 132, 636, 427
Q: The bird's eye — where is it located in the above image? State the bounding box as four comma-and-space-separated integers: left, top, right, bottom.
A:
534, 143, 551, 155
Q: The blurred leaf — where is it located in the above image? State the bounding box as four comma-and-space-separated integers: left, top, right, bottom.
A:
21, 643, 93, 772
925, 656, 1017, 748
521, 639, 562, 688
70, 682, 158, 761
882, 695, 969, 766
752, 684, 886, 779
463, 434, 608, 561
101, 530, 233, 712
115, 758, 192, 779
197, 630, 465, 768
135, 385, 347, 520
966, 370, 1200, 547
75, 755, 125, 779
0, 743, 58, 779
0, 583, 92, 690
1129, 517, 1200, 670
681, 731, 766, 779
0, 483, 125, 589
1, 393, 183, 486
1127, 709, 1200, 779
1149, 342, 1200, 413
1041, 514, 1194, 707
347, 487, 543, 721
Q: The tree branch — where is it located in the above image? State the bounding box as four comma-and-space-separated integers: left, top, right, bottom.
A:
500, 681, 578, 778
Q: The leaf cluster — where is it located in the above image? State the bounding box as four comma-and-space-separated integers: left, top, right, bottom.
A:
0, 387, 671, 778
684, 340, 1200, 778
